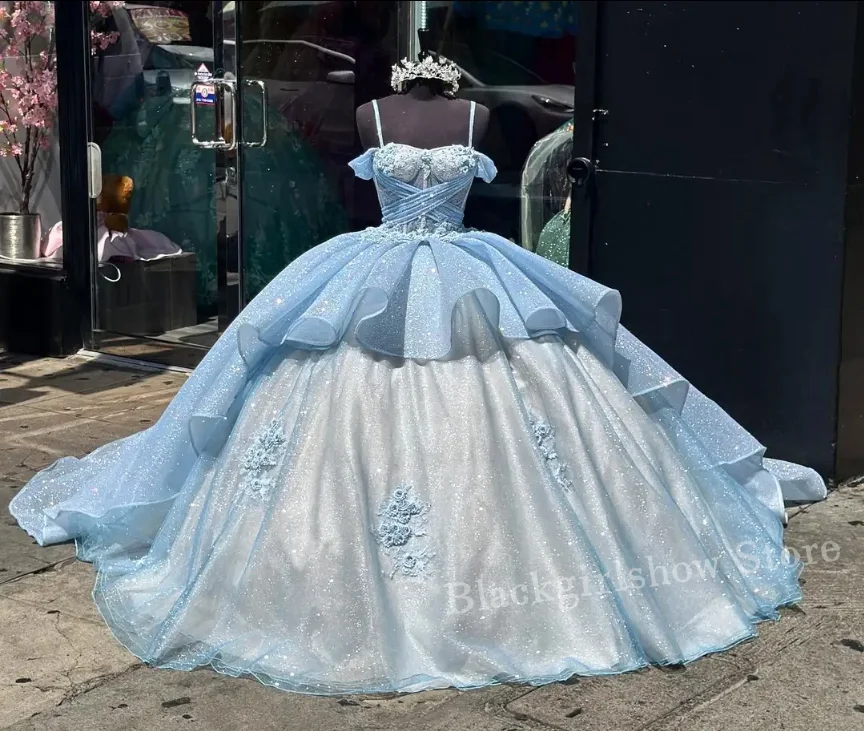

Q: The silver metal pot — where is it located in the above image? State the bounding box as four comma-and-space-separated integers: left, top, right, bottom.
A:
0, 212, 42, 260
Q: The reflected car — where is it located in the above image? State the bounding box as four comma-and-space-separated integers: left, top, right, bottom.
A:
440, 44, 574, 176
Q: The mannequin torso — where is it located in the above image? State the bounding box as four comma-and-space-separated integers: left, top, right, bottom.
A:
356, 86, 490, 150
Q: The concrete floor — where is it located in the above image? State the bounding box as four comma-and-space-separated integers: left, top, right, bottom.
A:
1, 352, 862, 731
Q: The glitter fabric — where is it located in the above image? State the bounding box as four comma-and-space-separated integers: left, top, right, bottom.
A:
9, 112, 828, 695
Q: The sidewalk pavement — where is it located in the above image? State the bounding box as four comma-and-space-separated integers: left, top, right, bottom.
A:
1, 353, 863, 731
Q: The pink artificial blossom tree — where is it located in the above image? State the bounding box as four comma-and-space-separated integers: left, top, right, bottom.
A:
0, 1, 122, 214
0, 1, 57, 214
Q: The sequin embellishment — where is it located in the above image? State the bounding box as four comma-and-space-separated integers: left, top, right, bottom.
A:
240, 417, 287, 499
375, 486, 433, 578
356, 222, 468, 245
530, 415, 573, 492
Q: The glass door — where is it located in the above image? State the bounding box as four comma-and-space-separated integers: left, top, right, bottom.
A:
87, 1, 227, 368
423, 1, 580, 250
222, 0, 405, 307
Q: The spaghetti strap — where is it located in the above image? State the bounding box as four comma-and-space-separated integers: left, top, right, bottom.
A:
468, 101, 476, 147
372, 99, 385, 147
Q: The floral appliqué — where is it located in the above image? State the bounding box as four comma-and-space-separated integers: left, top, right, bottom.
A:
240, 417, 287, 500
530, 416, 574, 492
375, 486, 434, 578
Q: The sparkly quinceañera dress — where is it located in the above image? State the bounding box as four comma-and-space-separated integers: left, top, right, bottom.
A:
11, 101, 825, 695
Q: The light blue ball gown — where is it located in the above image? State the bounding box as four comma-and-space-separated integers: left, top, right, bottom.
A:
11, 101, 826, 695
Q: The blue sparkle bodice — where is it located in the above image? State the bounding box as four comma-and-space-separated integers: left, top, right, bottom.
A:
348, 101, 497, 235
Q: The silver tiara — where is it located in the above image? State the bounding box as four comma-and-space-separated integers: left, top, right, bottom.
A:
391, 55, 461, 93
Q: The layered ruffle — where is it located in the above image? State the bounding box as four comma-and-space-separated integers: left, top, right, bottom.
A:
10, 228, 825, 553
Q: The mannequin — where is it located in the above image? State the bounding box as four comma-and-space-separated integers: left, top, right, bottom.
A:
356, 53, 489, 150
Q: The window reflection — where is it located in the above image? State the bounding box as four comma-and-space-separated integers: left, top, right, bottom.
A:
240, 0, 578, 259
79, 0, 579, 366
240, 0, 397, 237
426, 0, 577, 251
89, 1, 219, 365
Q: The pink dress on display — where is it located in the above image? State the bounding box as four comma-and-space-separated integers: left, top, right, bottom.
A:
42, 213, 183, 262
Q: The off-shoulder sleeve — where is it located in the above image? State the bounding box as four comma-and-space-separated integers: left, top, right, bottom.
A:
348, 149, 377, 180
474, 152, 497, 183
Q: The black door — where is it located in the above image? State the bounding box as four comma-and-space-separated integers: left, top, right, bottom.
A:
574, 0, 858, 476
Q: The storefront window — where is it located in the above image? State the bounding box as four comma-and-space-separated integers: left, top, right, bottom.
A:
236, 0, 399, 297
81, 1, 219, 366
73, 1, 578, 366
426, 0, 577, 255
85, 1, 401, 367
0, 1, 62, 269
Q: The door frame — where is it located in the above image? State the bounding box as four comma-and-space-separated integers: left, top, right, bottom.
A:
569, 0, 600, 275
214, 0, 244, 328
56, 0, 96, 353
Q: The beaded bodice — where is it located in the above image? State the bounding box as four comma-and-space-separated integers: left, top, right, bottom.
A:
348, 100, 497, 236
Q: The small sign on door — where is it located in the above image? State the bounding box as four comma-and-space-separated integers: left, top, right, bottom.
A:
194, 83, 216, 105
195, 63, 212, 82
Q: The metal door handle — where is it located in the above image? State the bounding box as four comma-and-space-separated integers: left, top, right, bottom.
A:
242, 79, 268, 148
190, 79, 236, 150
567, 157, 595, 188
86, 143, 102, 199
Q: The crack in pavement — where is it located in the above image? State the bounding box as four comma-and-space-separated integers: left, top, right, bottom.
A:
503, 687, 572, 731
50, 611, 85, 697
0, 556, 77, 587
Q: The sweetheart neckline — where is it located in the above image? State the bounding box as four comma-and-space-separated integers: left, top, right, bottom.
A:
367, 143, 476, 154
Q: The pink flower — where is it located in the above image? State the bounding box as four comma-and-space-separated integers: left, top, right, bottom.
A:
90, 1, 123, 19
90, 30, 121, 54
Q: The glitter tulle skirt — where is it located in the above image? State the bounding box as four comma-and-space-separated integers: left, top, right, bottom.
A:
10, 228, 824, 693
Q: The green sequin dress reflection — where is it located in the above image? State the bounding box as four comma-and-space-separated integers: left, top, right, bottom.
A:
536, 209, 571, 267
99, 89, 347, 307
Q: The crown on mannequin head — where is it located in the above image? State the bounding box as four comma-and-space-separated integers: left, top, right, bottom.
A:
390, 55, 461, 93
